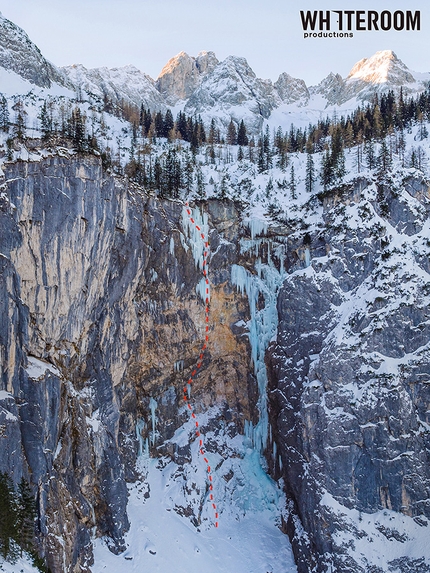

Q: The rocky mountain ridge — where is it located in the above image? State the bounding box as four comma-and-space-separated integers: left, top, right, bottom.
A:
1, 13, 429, 134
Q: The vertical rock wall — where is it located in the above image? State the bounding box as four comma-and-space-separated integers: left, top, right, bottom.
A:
0, 154, 255, 572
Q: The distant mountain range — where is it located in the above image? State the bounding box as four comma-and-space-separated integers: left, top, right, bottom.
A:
1, 12, 429, 133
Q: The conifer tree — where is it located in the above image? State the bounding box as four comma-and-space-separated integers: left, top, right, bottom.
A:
71, 107, 87, 152
263, 125, 272, 170
154, 112, 164, 138
305, 151, 315, 193
289, 164, 297, 200
186, 117, 195, 144
237, 120, 248, 146
378, 139, 392, 173
364, 140, 376, 170
39, 101, 53, 141
257, 138, 266, 173
176, 111, 188, 140
195, 164, 205, 198
154, 156, 162, 192
0, 95, 9, 132
183, 150, 194, 190
164, 109, 174, 138
219, 174, 229, 199
226, 120, 237, 145
372, 105, 383, 139
208, 118, 217, 145
142, 108, 152, 136
409, 148, 418, 169
12, 100, 27, 140
207, 144, 215, 165
196, 116, 206, 144
275, 127, 288, 170
320, 148, 333, 190
0, 472, 18, 560
17, 478, 36, 556
190, 121, 199, 154
344, 121, 354, 147
265, 177, 274, 199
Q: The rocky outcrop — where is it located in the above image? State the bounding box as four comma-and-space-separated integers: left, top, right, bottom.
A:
274, 73, 310, 106
0, 153, 256, 572
310, 72, 345, 107
156, 51, 219, 105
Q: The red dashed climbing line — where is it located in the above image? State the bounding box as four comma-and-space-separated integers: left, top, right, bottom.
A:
183, 201, 218, 529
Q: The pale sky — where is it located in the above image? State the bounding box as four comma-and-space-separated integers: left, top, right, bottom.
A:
1, 0, 429, 85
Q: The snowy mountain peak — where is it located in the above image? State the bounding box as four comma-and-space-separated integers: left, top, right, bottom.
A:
306, 50, 425, 108
184, 54, 279, 133
310, 72, 344, 105
274, 72, 310, 105
157, 51, 192, 79
195, 50, 219, 75
156, 51, 219, 105
0, 13, 67, 89
347, 49, 415, 85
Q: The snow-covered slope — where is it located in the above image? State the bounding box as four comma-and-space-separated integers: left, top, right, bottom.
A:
62, 63, 166, 111
93, 437, 297, 573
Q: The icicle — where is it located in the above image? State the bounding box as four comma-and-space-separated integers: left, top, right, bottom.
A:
136, 419, 146, 457
196, 276, 211, 303
244, 420, 254, 448
170, 236, 175, 256
149, 397, 157, 445
304, 247, 311, 267
246, 218, 268, 240
179, 232, 189, 252
174, 360, 185, 372
181, 205, 209, 271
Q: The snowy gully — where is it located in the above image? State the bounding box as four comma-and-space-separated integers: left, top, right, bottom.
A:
183, 202, 218, 528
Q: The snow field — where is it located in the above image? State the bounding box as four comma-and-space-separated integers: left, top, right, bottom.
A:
93, 446, 297, 573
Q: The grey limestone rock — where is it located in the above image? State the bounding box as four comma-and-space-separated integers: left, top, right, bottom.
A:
267, 177, 430, 572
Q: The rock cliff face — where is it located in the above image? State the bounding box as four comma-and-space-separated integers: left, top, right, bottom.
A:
267, 178, 430, 572
156, 51, 219, 105
0, 153, 255, 572
274, 73, 310, 106
1, 151, 430, 572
